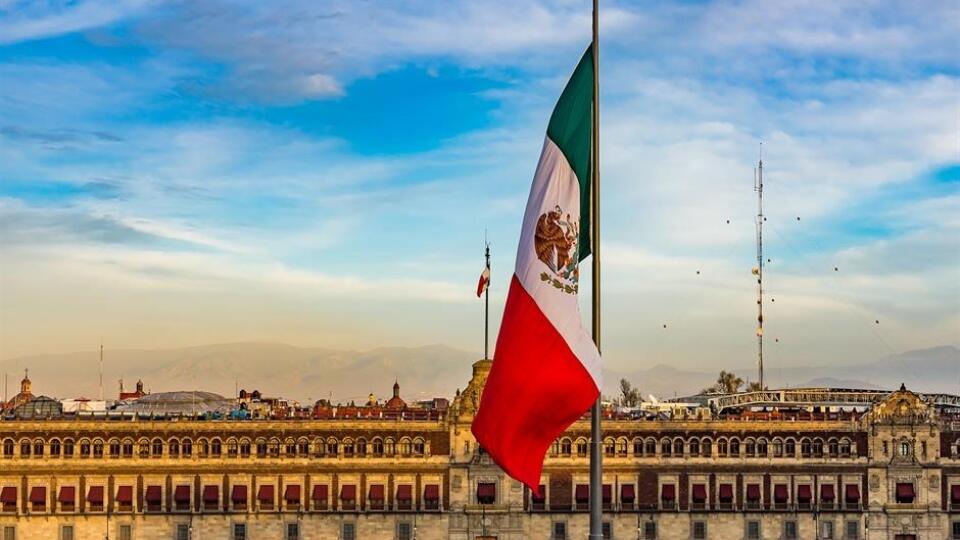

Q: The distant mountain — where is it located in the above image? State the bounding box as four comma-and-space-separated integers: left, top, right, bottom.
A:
2, 343, 956, 404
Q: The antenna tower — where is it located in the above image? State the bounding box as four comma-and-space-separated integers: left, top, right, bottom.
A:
99, 341, 104, 401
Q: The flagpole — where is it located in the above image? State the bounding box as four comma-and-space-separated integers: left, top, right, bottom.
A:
484, 240, 491, 360
589, 0, 603, 538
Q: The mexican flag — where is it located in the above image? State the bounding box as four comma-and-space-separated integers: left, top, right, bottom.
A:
471, 45, 601, 493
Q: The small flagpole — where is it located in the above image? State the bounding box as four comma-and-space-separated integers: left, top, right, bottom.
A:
589, 0, 603, 538
484, 238, 491, 360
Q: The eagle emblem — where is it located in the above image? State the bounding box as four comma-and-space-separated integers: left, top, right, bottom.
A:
534, 205, 580, 294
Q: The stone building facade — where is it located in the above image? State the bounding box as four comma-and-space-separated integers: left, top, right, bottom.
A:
1, 359, 958, 539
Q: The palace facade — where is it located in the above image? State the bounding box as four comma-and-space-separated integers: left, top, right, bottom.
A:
1, 360, 959, 540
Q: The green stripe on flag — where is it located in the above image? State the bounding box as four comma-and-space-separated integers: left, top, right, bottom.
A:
546, 44, 594, 262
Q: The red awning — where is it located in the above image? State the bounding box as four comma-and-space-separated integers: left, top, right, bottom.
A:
424, 484, 440, 501
952, 484, 960, 504
257, 485, 274, 503
821, 484, 835, 501
59, 486, 75, 504
396, 485, 412, 502
285, 485, 301, 502
602, 484, 612, 503
620, 484, 635, 503
0, 487, 16, 504
845, 484, 860, 503
202, 485, 218, 504
88, 486, 104, 504
231, 485, 247, 504
797, 485, 812, 503
718, 484, 734, 502
340, 485, 356, 501
367, 484, 383, 501
116, 486, 133, 504
29, 486, 46, 504
145, 486, 162, 504
174, 485, 190, 503
692, 484, 707, 503
746, 484, 761, 501
575, 484, 589, 503
896, 483, 914, 501
774, 484, 788, 503
661, 484, 675, 501
312, 485, 327, 502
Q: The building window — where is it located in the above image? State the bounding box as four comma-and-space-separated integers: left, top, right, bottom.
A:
1, 440, 11, 457
341, 523, 356, 540
643, 521, 657, 540
602, 521, 612, 539
899, 441, 911, 457
577, 439, 588, 456
552, 521, 567, 540
285, 522, 299, 540
118, 525, 131, 540
952, 521, 960, 540
844, 521, 859, 540
821, 521, 835, 540
176, 524, 189, 540
691, 521, 707, 540
784, 520, 798, 540
232, 523, 247, 540
3, 526, 14, 540
882, 441, 888, 456
745, 521, 760, 540
397, 522, 413, 540
60, 526, 74, 540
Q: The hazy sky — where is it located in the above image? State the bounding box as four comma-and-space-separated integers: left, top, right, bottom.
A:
0, 0, 957, 376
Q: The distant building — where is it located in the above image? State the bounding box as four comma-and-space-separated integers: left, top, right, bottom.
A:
1, 370, 34, 413
0, 362, 959, 540
59, 398, 108, 414
118, 378, 147, 401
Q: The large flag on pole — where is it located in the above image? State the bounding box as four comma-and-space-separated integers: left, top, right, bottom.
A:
471, 45, 601, 493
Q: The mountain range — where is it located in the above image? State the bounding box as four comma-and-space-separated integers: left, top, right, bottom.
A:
1, 343, 956, 403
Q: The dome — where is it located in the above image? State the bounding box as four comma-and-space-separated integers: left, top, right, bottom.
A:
115, 391, 233, 415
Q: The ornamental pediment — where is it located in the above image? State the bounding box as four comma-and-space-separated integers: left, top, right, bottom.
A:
868, 384, 932, 423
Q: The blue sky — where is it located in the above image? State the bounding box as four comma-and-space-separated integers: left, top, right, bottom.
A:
0, 0, 957, 379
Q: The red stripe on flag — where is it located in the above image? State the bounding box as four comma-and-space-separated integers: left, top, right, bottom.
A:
471, 275, 598, 494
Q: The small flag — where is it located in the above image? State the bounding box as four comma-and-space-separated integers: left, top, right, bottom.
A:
471, 45, 600, 495
476, 267, 491, 297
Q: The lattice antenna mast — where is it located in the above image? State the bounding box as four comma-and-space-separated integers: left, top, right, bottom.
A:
99, 339, 104, 401
754, 145, 765, 390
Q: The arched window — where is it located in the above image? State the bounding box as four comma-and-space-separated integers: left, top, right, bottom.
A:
702, 439, 712, 456
50, 439, 61, 458
109, 439, 121, 458
729, 439, 740, 456
772, 438, 784, 457
343, 438, 355, 457
812, 438, 824, 457
20, 439, 31, 457
240, 439, 251, 458
197, 438, 209, 457
399, 438, 412, 456
256, 438, 267, 457
839, 438, 851, 457
689, 438, 700, 456
801, 438, 812, 457
384, 438, 395, 456
576, 438, 588, 457
181, 439, 192, 457
122, 439, 134, 458
226, 438, 238, 457
661, 438, 672, 456
326, 438, 339, 456
138, 439, 150, 458
672, 438, 684, 456
152, 438, 163, 457
899, 440, 911, 457
828, 438, 839, 457
785, 439, 796, 457
645, 438, 657, 455
372, 438, 384, 456
413, 438, 425, 455
79, 439, 91, 458
745, 438, 756, 457
268, 438, 280, 457
604, 438, 615, 457
633, 438, 644, 456
93, 439, 104, 458
550, 440, 560, 456
757, 438, 768, 457
717, 439, 728, 456
169, 439, 180, 457
616, 438, 628, 457
561, 438, 572, 456
299, 438, 311, 456
211, 438, 222, 457
3, 438, 15, 457
63, 439, 74, 458
32, 439, 44, 457
285, 438, 297, 456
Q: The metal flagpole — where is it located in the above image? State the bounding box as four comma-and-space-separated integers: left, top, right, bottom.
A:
589, 0, 603, 537
485, 239, 491, 360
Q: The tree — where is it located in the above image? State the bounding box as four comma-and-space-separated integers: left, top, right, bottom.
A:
619, 379, 642, 407
746, 381, 767, 392
701, 370, 744, 394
